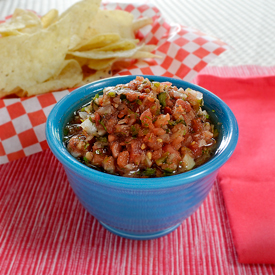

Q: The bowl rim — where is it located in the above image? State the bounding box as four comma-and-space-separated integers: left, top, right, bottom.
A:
46, 75, 238, 189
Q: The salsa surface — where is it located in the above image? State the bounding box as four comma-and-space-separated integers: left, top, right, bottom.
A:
64, 76, 218, 177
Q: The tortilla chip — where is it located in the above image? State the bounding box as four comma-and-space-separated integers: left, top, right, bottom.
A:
84, 10, 135, 39
97, 39, 139, 51
0, 9, 42, 35
131, 51, 162, 59
59, 0, 101, 49
65, 54, 89, 67
0, 15, 71, 96
71, 33, 121, 51
41, 9, 59, 28
17, 59, 82, 97
132, 17, 153, 32
0, 0, 156, 98
78, 66, 112, 86
69, 44, 143, 59
87, 58, 116, 70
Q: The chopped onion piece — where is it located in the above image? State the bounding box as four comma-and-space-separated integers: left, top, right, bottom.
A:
182, 153, 196, 171
97, 128, 107, 136
172, 90, 185, 99
97, 105, 114, 115
198, 140, 207, 147
79, 111, 88, 120
80, 119, 98, 136
186, 88, 203, 101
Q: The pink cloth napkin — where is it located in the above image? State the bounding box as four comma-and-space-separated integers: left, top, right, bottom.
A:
196, 73, 275, 264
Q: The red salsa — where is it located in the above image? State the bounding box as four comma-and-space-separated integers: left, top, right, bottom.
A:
64, 76, 218, 177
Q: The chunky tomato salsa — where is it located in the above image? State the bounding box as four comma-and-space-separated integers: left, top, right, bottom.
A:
64, 76, 218, 177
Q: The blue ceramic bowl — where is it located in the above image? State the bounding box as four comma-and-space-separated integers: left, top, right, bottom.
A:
46, 75, 238, 240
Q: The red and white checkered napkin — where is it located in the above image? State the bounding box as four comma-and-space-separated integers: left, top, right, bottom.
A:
0, 2, 228, 165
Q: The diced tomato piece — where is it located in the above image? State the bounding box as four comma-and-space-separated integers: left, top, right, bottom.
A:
139, 94, 146, 100
152, 149, 162, 160
108, 134, 116, 143
191, 118, 203, 133
149, 103, 161, 116
180, 146, 192, 156
166, 99, 174, 107
170, 123, 187, 141
163, 107, 172, 114
110, 141, 121, 158
152, 128, 166, 136
137, 127, 149, 137
128, 113, 137, 125
161, 162, 177, 172
142, 96, 156, 112
163, 144, 181, 161
102, 156, 115, 173
67, 135, 88, 158
171, 136, 184, 150
143, 132, 157, 144
147, 95, 155, 102
175, 99, 192, 112
144, 132, 163, 150
95, 112, 101, 126
98, 97, 103, 106
188, 141, 202, 158
105, 116, 118, 133
118, 106, 129, 118
162, 81, 172, 87
136, 76, 144, 82
117, 151, 129, 168
129, 139, 142, 164
182, 133, 193, 147
114, 124, 130, 136
140, 109, 154, 129
126, 91, 140, 102
92, 153, 105, 166
154, 114, 170, 128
